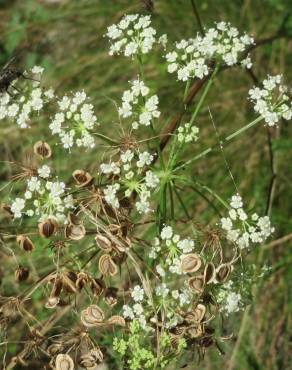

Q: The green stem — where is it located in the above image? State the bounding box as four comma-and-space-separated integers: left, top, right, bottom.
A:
175, 115, 263, 172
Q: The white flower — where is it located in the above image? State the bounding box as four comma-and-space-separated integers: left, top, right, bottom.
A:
123, 305, 134, 319
31, 65, 44, 74
161, 226, 173, 240
137, 151, 153, 167
131, 285, 144, 302
11, 198, 25, 218
38, 165, 51, 179
145, 171, 159, 188
104, 183, 120, 208
230, 194, 243, 209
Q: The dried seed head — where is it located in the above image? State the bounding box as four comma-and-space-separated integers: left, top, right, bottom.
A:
33, 141, 52, 159
72, 170, 93, 188
90, 278, 105, 297
15, 266, 29, 282
76, 272, 89, 290
216, 263, 233, 283
80, 348, 103, 368
98, 254, 118, 276
55, 354, 74, 370
45, 296, 60, 309
95, 234, 113, 252
185, 304, 206, 323
203, 262, 216, 284
2, 203, 13, 217
81, 305, 105, 327
171, 324, 187, 336
181, 253, 202, 273
62, 271, 78, 294
107, 315, 126, 327
47, 343, 64, 356
104, 287, 118, 307
38, 218, 58, 238
188, 276, 205, 294
16, 235, 35, 252
187, 324, 204, 338
65, 223, 86, 240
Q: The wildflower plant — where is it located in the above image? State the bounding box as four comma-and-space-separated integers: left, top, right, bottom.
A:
0, 8, 291, 370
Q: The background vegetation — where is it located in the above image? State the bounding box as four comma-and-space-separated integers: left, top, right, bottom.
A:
0, 0, 291, 369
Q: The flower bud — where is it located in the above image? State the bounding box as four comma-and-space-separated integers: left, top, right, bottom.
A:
180, 253, 202, 273
38, 219, 58, 238
16, 235, 35, 252
72, 170, 93, 188
55, 354, 74, 370
98, 254, 118, 276
33, 141, 52, 159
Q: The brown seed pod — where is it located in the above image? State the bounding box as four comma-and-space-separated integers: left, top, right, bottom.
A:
62, 271, 77, 294
47, 343, 64, 356
216, 263, 233, 283
185, 304, 206, 323
98, 254, 118, 276
80, 348, 103, 368
33, 141, 52, 159
45, 296, 60, 309
72, 169, 93, 188
16, 235, 35, 252
2, 203, 13, 217
38, 218, 58, 238
81, 305, 105, 327
90, 278, 105, 296
170, 324, 187, 336
55, 353, 74, 370
76, 272, 89, 290
107, 315, 126, 327
15, 266, 29, 282
181, 253, 202, 273
187, 324, 204, 338
65, 223, 86, 240
104, 287, 118, 307
188, 275, 205, 294
95, 234, 113, 252
203, 262, 216, 284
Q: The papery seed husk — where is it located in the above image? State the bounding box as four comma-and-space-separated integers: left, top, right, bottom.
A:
188, 276, 204, 293
72, 169, 93, 188
105, 287, 118, 307
90, 347, 103, 362
204, 262, 216, 284
90, 278, 105, 296
216, 263, 232, 283
15, 266, 29, 282
39, 219, 58, 238
186, 304, 206, 323
2, 203, 13, 217
187, 324, 204, 338
16, 235, 35, 252
81, 305, 104, 327
65, 223, 86, 240
33, 141, 52, 159
67, 212, 81, 225
98, 254, 118, 276
45, 296, 60, 309
47, 343, 64, 356
55, 353, 74, 370
107, 315, 125, 327
76, 272, 88, 290
181, 253, 202, 273
95, 234, 112, 252
62, 271, 77, 294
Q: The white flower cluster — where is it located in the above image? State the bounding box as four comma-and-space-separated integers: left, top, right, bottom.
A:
217, 281, 242, 315
0, 66, 54, 128
166, 21, 254, 81
105, 14, 157, 57
100, 149, 159, 214
49, 91, 98, 149
123, 285, 147, 330
150, 226, 195, 275
10, 167, 74, 223
248, 75, 292, 126
220, 194, 274, 249
177, 123, 199, 143
118, 79, 160, 129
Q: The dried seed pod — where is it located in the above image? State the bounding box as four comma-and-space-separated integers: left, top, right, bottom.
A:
76, 272, 89, 290
15, 266, 29, 282
33, 141, 52, 159
55, 353, 74, 370
98, 254, 118, 276
181, 253, 202, 273
203, 262, 216, 284
50, 277, 63, 298
171, 324, 187, 336
81, 305, 105, 327
104, 287, 118, 306
72, 170, 93, 188
16, 235, 35, 252
62, 271, 77, 294
47, 343, 64, 356
107, 315, 126, 327
65, 223, 86, 240
185, 304, 206, 323
188, 276, 204, 294
80, 348, 103, 368
95, 234, 112, 252
90, 278, 105, 297
38, 219, 58, 238
45, 296, 60, 309
2, 203, 13, 217
187, 324, 204, 338
216, 263, 233, 283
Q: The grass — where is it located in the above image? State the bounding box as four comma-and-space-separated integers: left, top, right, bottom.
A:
0, 0, 291, 369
